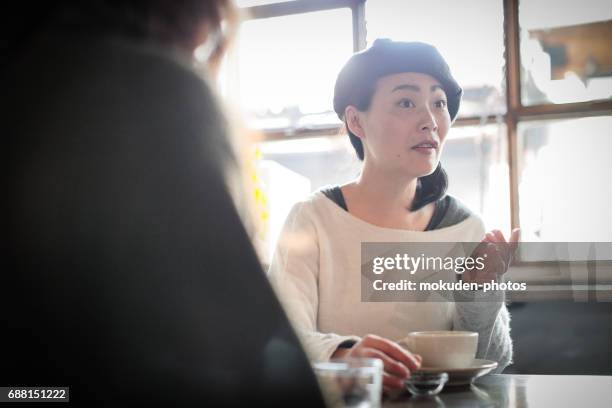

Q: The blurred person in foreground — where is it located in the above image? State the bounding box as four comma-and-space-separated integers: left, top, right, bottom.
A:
2, 1, 325, 406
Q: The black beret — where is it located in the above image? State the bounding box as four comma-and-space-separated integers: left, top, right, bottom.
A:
333, 39, 463, 121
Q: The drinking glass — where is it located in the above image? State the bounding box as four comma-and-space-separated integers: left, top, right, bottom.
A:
313, 358, 383, 408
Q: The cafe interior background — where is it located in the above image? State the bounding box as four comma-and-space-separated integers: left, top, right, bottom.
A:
208, 0, 612, 375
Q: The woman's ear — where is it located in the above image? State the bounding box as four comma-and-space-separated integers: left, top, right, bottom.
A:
345, 106, 366, 139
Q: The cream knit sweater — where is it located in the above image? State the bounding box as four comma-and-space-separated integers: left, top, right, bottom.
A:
268, 192, 513, 372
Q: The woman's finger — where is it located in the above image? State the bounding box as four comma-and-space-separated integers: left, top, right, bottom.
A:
509, 228, 520, 254
358, 347, 410, 379
510, 228, 520, 243
361, 335, 421, 371
382, 372, 405, 390
492, 229, 507, 243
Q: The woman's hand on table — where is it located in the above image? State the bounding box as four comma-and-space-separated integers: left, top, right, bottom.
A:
331, 334, 421, 392
463, 228, 520, 284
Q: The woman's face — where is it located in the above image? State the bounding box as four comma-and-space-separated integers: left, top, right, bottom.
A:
356, 72, 451, 178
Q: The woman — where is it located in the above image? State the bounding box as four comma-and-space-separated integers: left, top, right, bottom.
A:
269, 39, 518, 392
3, 1, 325, 405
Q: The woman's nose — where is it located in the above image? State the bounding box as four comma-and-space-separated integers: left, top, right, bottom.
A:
419, 108, 438, 132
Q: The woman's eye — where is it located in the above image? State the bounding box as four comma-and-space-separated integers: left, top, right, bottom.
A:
398, 99, 415, 108
434, 100, 447, 108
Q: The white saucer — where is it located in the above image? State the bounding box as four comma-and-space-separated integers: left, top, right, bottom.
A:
416, 359, 498, 386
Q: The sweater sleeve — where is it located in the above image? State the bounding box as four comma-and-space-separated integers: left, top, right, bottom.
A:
452, 296, 514, 373
268, 201, 361, 362
451, 214, 514, 373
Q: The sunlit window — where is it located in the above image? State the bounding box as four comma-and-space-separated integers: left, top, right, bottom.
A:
219, 8, 353, 131
444, 124, 510, 234
519, 0, 612, 105
518, 116, 612, 242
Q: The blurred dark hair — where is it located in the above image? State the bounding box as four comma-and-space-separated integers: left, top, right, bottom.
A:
76, 0, 237, 54
3, 0, 237, 65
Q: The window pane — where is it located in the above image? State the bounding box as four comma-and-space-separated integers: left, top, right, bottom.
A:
222, 8, 353, 131
444, 124, 510, 234
519, 0, 612, 105
257, 125, 510, 259
518, 116, 612, 242
365, 0, 506, 118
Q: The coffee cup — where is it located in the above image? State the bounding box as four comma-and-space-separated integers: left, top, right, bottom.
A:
399, 331, 478, 369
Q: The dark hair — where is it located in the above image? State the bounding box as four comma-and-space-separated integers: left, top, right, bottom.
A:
335, 40, 459, 211
3, 0, 237, 64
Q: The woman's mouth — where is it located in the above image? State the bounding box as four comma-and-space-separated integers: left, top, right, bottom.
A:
411, 141, 438, 155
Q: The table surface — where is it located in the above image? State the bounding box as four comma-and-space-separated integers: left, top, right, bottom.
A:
383, 374, 612, 407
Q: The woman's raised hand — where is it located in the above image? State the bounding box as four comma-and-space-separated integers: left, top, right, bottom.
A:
331, 334, 421, 392
464, 228, 520, 284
